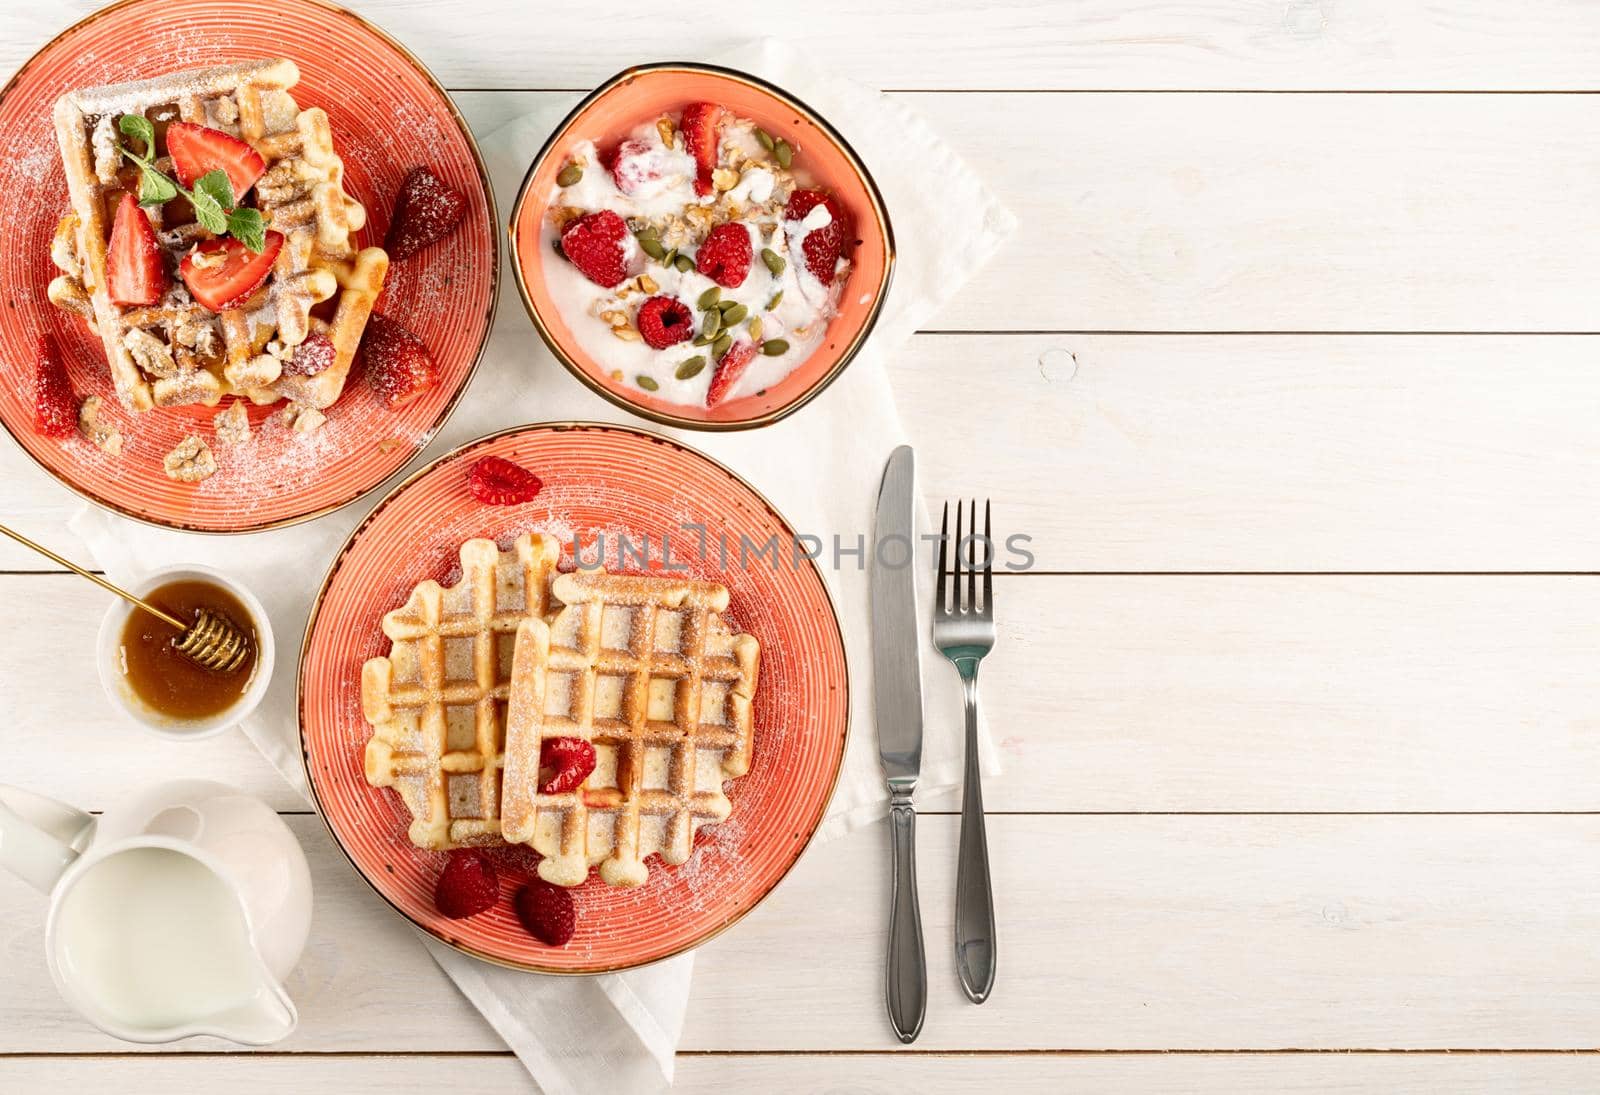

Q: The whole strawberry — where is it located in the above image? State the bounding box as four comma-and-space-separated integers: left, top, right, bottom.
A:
516, 879, 577, 946
435, 849, 500, 919
784, 189, 850, 285
467, 455, 542, 506
33, 335, 77, 438
559, 210, 632, 289
636, 296, 694, 349
386, 167, 467, 261
362, 313, 439, 409
539, 736, 597, 794
695, 223, 752, 289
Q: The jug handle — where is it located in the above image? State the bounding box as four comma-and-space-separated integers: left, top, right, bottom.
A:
0, 786, 94, 894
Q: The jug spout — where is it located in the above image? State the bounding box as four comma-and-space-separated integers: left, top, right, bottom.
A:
0, 785, 94, 894
207, 975, 297, 1046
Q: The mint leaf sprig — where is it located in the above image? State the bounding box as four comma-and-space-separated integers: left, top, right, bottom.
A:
116, 115, 266, 253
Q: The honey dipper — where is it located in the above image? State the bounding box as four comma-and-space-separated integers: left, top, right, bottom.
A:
0, 524, 253, 673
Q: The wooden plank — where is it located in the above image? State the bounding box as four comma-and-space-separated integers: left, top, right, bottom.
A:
5, 815, 1600, 1052
7, 1, 1600, 90
7, 571, 1599, 813
8, 333, 1600, 572
9, 1051, 1600, 1094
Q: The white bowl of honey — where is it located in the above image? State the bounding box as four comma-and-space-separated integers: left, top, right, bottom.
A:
96, 566, 273, 740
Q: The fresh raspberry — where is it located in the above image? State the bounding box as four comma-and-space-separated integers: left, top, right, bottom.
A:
281, 333, 336, 377
468, 455, 543, 505
33, 335, 77, 438
679, 102, 724, 197
386, 167, 467, 261
559, 210, 632, 289
539, 736, 597, 794
695, 223, 752, 289
362, 313, 440, 410
434, 849, 500, 919
515, 879, 576, 946
609, 138, 664, 195
705, 339, 758, 407
784, 189, 851, 285
635, 296, 694, 349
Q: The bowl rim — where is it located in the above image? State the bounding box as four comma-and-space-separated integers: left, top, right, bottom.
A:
507, 60, 896, 432
0, 0, 502, 535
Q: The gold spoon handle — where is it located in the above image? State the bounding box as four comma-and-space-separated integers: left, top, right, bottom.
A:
0, 523, 188, 631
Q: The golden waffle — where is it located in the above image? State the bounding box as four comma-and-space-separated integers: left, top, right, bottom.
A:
361, 534, 562, 850
48, 59, 387, 412
501, 571, 760, 888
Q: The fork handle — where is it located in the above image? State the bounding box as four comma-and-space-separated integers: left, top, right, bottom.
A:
886, 786, 926, 1043
955, 672, 996, 1002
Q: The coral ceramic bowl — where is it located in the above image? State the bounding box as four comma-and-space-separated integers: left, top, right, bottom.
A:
509, 62, 894, 431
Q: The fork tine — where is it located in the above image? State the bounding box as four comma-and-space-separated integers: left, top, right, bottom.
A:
935, 501, 950, 615
955, 498, 966, 612
967, 498, 978, 615
983, 498, 993, 616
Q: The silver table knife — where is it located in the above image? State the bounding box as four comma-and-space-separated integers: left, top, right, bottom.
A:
872, 444, 926, 1043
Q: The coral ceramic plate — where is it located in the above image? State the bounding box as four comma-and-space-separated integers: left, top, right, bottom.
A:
0, 0, 496, 532
299, 422, 849, 973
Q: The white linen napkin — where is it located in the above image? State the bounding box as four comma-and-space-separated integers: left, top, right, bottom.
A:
69, 38, 1012, 1093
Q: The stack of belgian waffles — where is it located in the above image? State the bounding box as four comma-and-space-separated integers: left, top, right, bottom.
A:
360, 533, 761, 888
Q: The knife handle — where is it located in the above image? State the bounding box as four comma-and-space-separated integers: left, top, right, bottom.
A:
886, 787, 927, 1043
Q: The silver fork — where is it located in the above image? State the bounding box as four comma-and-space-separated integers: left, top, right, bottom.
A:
933, 499, 997, 1003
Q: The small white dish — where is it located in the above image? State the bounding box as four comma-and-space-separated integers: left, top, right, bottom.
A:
95, 565, 273, 741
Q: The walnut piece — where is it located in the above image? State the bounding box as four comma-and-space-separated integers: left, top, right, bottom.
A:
213, 401, 251, 447
277, 402, 327, 434
163, 435, 218, 483
77, 396, 122, 457
122, 327, 178, 379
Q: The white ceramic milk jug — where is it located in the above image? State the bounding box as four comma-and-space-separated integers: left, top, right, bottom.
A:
0, 779, 312, 1045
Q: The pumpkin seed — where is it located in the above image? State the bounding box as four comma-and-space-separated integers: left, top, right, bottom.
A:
693, 332, 715, 346
638, 235, 666, 261
557, 163, 584, 187
721, 302, 749, 326
761, 339, 790, 356
713, 333, 733, 359
717, 299, 739, 314
766, 289, 784, 309
661, 248, 678, 267
701, 310, 722, 338
774, 138, 793, 169
755, 127, 775, 152
697, 286, 722, 310
636, 375, 660, 392
748, 316, 764, 341
761, 248, 786, 276
674, 253, 695, 273
675, 356, 707, 380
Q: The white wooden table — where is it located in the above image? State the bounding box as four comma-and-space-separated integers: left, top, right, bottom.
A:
5, 2, 1600, 1091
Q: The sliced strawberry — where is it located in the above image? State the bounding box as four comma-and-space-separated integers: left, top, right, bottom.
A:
559, 210, 632, 289
385, 167, 467, 261
165, 122, 265, 200
361, 313, 439, 410
538, 737, 597, 794
515, 880, 577, 945
679, 102, 724, 197
33, 336, 77, 438
784, 189, 850, 285
705, 339, 758, 407
106, 192, 168, 307
467, 455, 543, 505
179, 231, 284, 312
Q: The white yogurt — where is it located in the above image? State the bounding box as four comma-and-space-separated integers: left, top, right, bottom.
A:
540, 119, 846, 407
